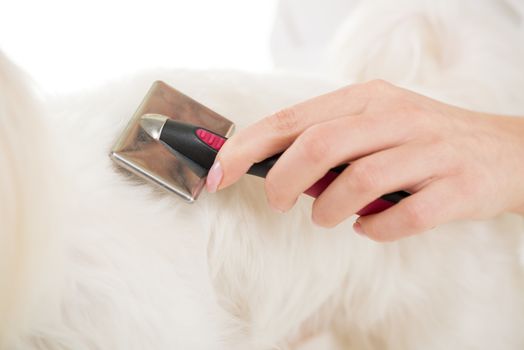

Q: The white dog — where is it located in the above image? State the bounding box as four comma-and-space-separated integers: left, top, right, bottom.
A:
1, 0, 524, 349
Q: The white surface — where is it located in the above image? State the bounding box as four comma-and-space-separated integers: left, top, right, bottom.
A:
271, 0, 358, 73
0, 0, 278, 93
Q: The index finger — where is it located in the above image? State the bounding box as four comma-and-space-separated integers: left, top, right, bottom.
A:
213, 82, 376, 190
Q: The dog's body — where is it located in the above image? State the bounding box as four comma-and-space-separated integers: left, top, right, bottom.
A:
2, 1, 524, 349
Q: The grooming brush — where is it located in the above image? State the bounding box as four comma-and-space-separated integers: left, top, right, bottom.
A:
110, 81, 410, 215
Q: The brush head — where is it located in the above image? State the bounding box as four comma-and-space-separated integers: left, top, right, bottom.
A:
139, 114, 167, 141
110, 81, 235, 202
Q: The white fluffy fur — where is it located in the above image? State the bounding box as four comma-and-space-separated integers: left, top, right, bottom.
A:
2, 0, 524, 349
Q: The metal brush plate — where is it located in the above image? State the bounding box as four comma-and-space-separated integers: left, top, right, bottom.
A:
110, 81, 235, 202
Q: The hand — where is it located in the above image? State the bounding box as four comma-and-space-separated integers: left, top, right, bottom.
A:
206, 80, 524, 241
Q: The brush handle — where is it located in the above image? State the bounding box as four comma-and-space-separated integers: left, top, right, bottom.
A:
247, 156, 410, 216
162, 119, 411, 216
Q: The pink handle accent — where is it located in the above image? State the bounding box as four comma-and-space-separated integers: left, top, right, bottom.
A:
304, 171, 338, 197
304, 171, 394, 216
196, 128, 226, 151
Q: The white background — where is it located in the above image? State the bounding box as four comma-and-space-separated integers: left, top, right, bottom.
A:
0, 0, 278, 93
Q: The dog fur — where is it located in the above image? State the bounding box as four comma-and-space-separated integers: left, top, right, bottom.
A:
1, 0, 524, 349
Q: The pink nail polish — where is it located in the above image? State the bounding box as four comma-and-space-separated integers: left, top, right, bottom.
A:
206, 161, 223, 193
353, 221, 365, 235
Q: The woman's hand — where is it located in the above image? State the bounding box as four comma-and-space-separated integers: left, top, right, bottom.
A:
206, 80, 524, 241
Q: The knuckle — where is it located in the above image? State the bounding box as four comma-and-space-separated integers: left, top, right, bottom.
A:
296, 126, 331, 164
365, 79, 393, 92
346, 161, 381, 193
360, 79, 404, 112
266, 107, 300, 135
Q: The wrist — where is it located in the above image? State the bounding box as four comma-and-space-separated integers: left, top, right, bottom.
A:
502, 116, 524, 216
482, 114, 524, 216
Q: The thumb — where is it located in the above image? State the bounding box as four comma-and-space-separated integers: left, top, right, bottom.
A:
206, 109, 301, 192
205, 136, 252, 193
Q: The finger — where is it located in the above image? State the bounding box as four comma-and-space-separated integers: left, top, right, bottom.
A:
311, 142, 446, 227
264, 115, 414, 212
214, 82, 383, 190
355, 179, 464, 242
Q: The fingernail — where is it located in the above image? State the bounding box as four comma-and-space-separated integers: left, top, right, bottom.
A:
353, 221, 365, 235
206, 161, 223, 193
